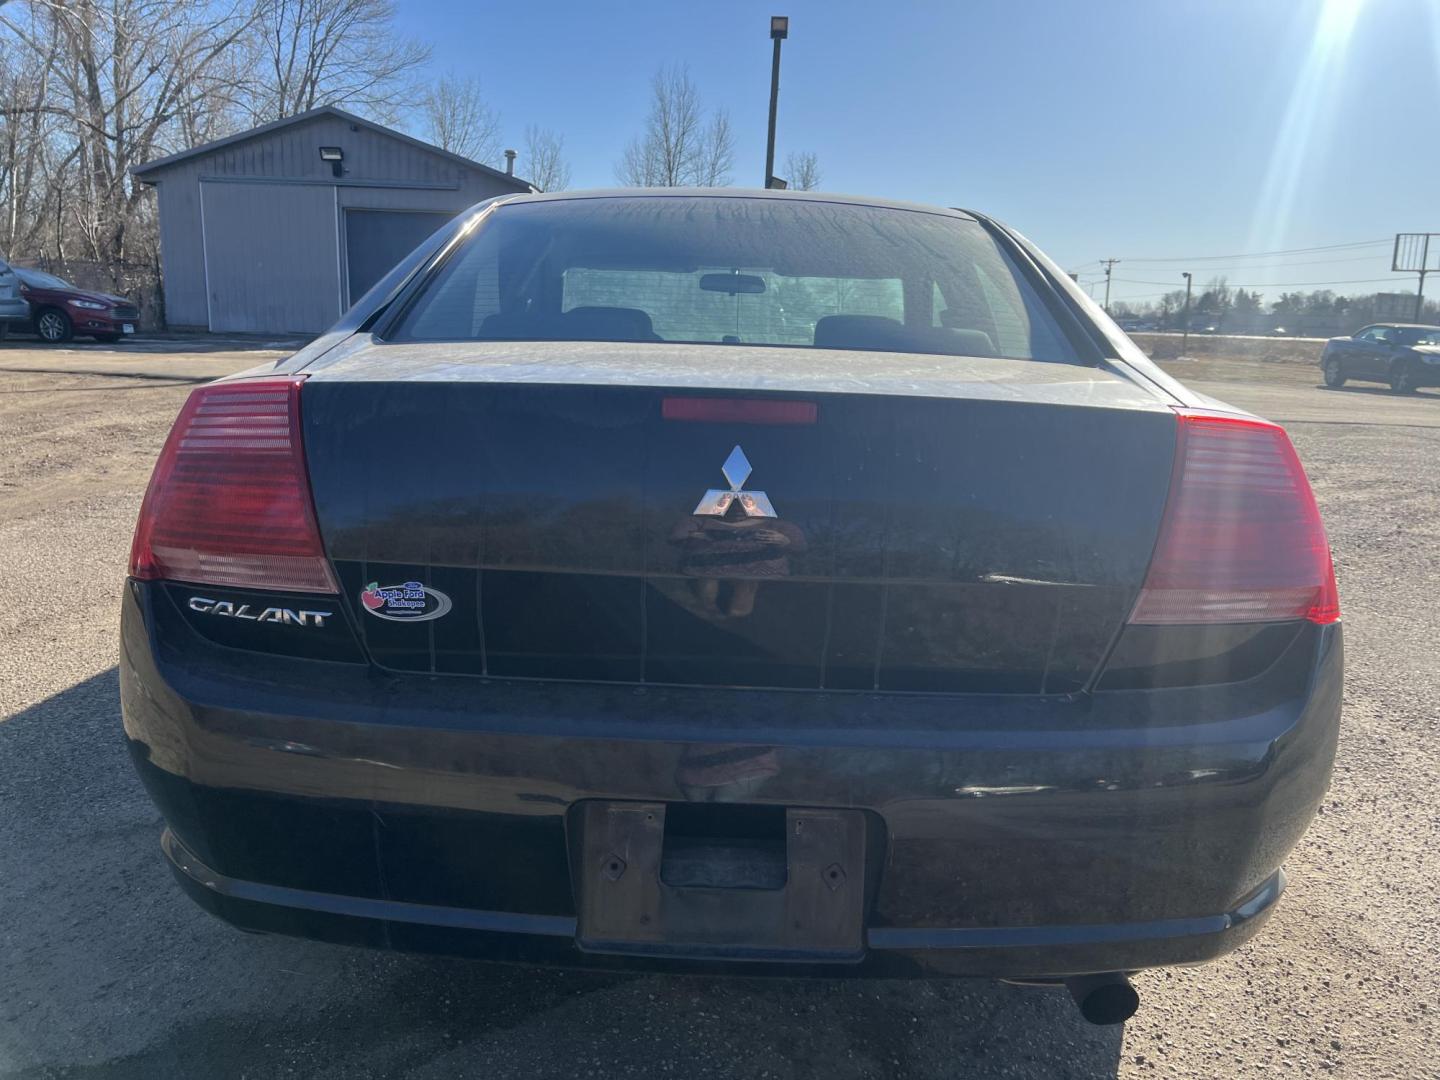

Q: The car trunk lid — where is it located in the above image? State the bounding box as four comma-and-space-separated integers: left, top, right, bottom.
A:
302, 341, 1177, 694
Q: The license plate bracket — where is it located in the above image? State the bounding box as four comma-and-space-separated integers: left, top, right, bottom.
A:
573, 801, 867, 961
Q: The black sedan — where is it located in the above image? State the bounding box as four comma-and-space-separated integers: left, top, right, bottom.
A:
120, 190, 1341, 1027
1320, 322, 1440, 392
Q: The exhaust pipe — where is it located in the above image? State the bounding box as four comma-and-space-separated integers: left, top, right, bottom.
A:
1065, 972, 1139, 1025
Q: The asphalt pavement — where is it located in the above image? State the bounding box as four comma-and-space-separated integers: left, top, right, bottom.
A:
1, 341, 1436, 1079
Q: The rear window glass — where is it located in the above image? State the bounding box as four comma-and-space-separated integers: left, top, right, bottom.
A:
560, 268, 906, 346
391, 196, 1076, 362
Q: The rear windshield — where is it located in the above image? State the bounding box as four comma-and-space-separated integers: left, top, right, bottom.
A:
390, 197, 1077, 362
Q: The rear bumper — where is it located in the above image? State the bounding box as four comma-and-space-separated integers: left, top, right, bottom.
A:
121, 581, 1342, 978
161, 826, 1285, 978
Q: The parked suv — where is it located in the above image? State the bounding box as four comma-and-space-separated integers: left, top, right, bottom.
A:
1320, 323, 1440, 393
13, 266, 140, 343
0, 257, 30, 333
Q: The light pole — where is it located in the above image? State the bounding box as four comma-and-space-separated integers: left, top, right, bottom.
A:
1181, 272, 1193, 355
764, 16, 788, 189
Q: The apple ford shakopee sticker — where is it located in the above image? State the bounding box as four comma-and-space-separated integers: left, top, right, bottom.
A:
359, 581, 452, 622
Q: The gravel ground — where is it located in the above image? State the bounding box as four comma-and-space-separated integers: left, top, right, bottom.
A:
0, 341, 1436, 1079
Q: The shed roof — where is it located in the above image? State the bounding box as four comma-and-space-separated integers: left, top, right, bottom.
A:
131, 104, 531, 190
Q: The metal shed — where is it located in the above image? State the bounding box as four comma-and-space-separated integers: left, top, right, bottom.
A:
132, 106, 530, 334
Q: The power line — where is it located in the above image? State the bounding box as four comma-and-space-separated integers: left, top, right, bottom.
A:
1115, 275, 1401, 289
1111, 252, 1386, 274
1119, 239, 1390, 264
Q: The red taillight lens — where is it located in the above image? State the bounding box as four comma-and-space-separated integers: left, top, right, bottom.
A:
1130, 410, 1339, 626
128, 377, 338, 593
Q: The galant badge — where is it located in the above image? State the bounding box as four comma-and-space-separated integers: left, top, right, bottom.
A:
188, 596, 332, 628
693, 445, 777, 518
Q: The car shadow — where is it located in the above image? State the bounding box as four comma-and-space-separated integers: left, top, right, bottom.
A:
0, 368, 218, 393
1316, 383, 1435, 397
0, 670, 1124, 1080
0, 332, 310, 354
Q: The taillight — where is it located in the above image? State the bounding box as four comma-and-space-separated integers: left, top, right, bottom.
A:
128, 376, 338, 593
1130, 410, 1339, 626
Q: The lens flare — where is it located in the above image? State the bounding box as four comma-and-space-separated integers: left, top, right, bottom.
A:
1247, 0, 1367, 255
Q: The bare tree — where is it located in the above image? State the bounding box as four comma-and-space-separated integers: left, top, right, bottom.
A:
247, 0, 430, 123
419, 73, 501, 165
523, 124, 570, 192
169, 32, 256, 152
784, 150, 821, 191
695, 111, 733, 187
616, 64, 734, 187
0, 40, 61, 254
1, 0, 260, 273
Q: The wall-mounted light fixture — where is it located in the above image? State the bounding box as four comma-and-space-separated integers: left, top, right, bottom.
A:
319, 146, 344, 178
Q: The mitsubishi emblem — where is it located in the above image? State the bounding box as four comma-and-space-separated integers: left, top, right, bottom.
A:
693, 446, 777, 518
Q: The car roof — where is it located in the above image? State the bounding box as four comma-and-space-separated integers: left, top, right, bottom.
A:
1371, 322, 1440, 330
490, 187, 979, 222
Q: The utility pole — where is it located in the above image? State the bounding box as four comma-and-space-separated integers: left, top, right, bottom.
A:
1415, 235, 1430, 322
764, 17, 789, 189
1100, 258, 1120, 314
1181, 272, 1193, 355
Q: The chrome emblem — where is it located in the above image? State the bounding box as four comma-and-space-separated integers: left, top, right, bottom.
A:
693, 445, 777, 518
188, 596, 332, 627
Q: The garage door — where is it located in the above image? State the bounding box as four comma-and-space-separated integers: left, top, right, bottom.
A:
200, 182, 341, 333
344, 209, 455, 306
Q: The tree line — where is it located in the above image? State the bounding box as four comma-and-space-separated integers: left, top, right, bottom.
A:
1111, 277, 1439, 330
0, 0, 822, 319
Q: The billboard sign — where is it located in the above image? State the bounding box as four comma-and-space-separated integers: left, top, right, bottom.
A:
1393, 233, 1440, 273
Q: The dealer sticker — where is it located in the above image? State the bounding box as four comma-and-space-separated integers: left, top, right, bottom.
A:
359, 581, 452, 622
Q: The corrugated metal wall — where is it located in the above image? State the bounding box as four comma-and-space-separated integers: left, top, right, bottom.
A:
201, 182, 340, 333
145, 112, 522, 332
155, 179, 207, 326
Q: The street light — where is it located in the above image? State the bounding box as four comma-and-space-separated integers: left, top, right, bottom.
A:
765, 16, 789, 189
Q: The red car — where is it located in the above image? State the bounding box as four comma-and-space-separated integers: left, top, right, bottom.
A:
14, 266, 140, 343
